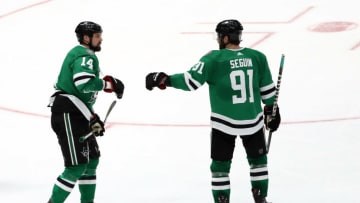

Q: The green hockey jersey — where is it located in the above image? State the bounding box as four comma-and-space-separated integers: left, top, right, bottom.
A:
54, 45, 104, 111
169, 47, 276, 136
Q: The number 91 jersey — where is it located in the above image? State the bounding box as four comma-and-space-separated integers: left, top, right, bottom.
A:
169, 48, 276, 136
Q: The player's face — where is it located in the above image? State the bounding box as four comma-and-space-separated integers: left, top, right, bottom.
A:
90, 33, 102, 52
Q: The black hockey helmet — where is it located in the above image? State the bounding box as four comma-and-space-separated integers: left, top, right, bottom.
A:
216, 19, 243, 35
75, 21, 102, 43
215, 19, 243, 44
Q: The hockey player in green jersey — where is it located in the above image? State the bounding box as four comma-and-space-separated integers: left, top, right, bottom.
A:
47, 21, 124, 203
145, 19, 281, 203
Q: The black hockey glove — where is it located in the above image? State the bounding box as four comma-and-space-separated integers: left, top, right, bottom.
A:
89, 114, 105, 136
145, 72, 170, 90
264, 105, 281, 132
103, 75, 125, 99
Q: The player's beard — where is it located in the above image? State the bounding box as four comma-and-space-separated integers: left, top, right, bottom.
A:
219, 40, 227, 49
90, 43, 101, 52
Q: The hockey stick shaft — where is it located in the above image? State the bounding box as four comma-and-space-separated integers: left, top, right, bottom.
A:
103, 100, 117, 123
79, 100, 117, 142
267, 54, 285, 153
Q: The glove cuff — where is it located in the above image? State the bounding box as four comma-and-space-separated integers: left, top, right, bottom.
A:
103, 80, 113, 92
164, 76, 171, 86
158, 75, 171, 89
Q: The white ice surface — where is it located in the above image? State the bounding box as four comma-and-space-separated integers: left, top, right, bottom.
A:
0, 0, 360, 202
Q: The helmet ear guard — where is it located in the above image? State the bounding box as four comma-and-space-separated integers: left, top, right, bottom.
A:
228, 32, 242, 44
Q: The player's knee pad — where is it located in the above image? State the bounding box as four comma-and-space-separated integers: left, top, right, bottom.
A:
210, 160, 231, 175
61, 164, 87, 182
84, 158, 99, 176
247, 154, 267, 168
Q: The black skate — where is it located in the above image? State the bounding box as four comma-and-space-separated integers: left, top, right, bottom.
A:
251, 188, 269, 203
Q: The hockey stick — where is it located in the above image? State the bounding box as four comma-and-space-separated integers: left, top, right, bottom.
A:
79, 100, 117, 142
266, 54, 285, 153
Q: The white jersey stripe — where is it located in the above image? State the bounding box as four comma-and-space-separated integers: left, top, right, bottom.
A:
211, 112, 264, 136
74, 78, 91, 86
184, 72, 201, 91
260, 83, 275, 91
212, 112, 263, 125
261, 91, 275, 100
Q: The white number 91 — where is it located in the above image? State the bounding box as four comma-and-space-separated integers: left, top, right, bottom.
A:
230, 69, 254, 104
